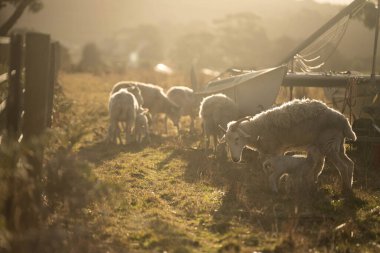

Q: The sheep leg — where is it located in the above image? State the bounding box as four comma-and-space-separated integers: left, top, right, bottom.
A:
299, 156, 323, 194
203, 122, 209, 152
125, 120, 134, 145
149, 114, 158, 132
190, 117, 195, 132
327, 152, 352, 193
116, 124, 123, 144
268, 173, 279, 193
136, 132, 140, 144
212, 133, 218, 153
107, 122, 116, 144
117, 122, 125, 144
312, 156, 325, 184
339, 151, 354, 191
146, 129, 151, 143
165, 115, 168, 134
204, 134, 210, 152
112, 122, 122, 145
268, 165, 288, 193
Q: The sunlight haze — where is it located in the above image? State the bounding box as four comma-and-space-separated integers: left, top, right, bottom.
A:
315, 0, 353, 4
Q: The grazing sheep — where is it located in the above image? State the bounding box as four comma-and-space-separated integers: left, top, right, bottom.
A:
107, 89, 138, 144
165, 86, 200, 133
111, 81, 180, 131
262, 146, 323, 193
199, 93, 239, 152
135, 108, 151, 143
220, 99, 356, 193
111, 81, 144, 106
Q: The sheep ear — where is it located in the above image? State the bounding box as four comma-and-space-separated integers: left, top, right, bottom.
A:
218, 124, 227, 133
142, 108, 149, 114
238, 128, 251, 138
256, 135, 263, 145
262, 161, 272, 174
218, 135, 226, 144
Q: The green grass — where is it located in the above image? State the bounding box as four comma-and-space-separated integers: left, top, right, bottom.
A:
61, 72, 380, 252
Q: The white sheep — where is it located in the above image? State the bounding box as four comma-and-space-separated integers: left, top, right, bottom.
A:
199, 93, 239, 152
135, 108, 151, 143
111, 81, 180, 132
262, 146, 323, 193
111, 81, 144, 107
165, 86, 200, 133
107, 89, 138, 144
220, 99, 356, 193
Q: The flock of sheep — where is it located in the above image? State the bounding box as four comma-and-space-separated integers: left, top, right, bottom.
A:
107, 81, 357, 195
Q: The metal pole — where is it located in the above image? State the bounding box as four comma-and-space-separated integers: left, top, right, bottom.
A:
371, 0, 380, 83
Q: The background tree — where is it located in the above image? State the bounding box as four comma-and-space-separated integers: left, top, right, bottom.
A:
76, 42, 106, 74
213, 12, 271, 69
0, 0, 43, 36
170, 31, 221, 71
104, 24, 164, 69
59, 44, 73, 72
355, 1, 378, 30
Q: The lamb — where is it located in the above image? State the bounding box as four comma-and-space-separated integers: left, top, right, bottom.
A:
107, 88, 138, 144
199, 93, 239, 152
220, 99, 357, 193
111, 81, 180, 131
135, 108, 151, 143
165, 86, 200, 133
262, 146, 323, 193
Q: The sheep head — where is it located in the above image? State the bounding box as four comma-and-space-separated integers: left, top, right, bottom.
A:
127, 85, 144, 106
220, 116, 253, 163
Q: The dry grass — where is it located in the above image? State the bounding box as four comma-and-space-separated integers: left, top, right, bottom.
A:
59, 71, 380, 253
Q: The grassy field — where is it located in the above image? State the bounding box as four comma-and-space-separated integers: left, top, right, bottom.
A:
59, 72, 380, 253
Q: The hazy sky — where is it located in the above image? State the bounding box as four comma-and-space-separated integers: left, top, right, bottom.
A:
315, 0, 353, 4
0, 0, 357, 50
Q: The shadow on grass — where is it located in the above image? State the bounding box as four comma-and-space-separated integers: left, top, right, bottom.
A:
77, 133, 173, 165
80, 128, 379, 250
77, 140, 142, 165
159, 143, 377, 250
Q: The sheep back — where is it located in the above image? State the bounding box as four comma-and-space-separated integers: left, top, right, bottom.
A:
109, 89, 139, 124
242, 99, 356, 154
167, 86, 198, 116
200, 93, 239, 135
111, 81, 144, 106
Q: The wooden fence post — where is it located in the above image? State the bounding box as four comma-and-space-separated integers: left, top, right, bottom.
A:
46, 42, 59, 127
2, 34, 23, 232
5, 34, 23, 142
20, 32, 51, 229
23, 32, 51, 141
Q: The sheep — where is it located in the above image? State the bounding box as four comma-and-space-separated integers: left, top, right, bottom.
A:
262, 146, 323, 193
199, 93, 239, 152
165, 86, 200, 133
135, 108, 151, 143
107, 88, 138, 144
111, 81, 180, 132
220, 99, 357, 193
111, 81, 144, 107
